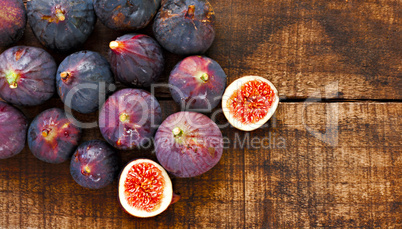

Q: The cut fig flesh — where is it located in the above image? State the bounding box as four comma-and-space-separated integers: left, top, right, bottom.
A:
118, 159, 173, 218
222, 76, 279, 131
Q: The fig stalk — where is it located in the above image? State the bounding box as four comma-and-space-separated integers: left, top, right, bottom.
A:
109, 41, 120, 50
55, 9, 65, 21
119, 113, 129, 122
185, 5, 195, 19
200, 73, 209, 82
60, 71, 69, 80
5, 71, 19, 89
172, 127, 183, 137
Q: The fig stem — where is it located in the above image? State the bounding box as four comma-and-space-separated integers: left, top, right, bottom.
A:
200, 73, 209, 82
42, 130, 49, 137
60, 72, 69, 79
81, 165, 91, 175
5, 71, 19, 89
55, 9, 65, 21
109, 41, 119, 50
185, 5, 195, 19
172, 127, 183, 137
171, 193, 181, 205
119, 113, 128, 122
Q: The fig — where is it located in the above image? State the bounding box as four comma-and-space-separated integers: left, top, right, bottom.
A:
99, 88, 162, 150
57, 50, 115, 114
221, 76, 279, 131
0, 101, 28, 159
0, 46, 56, 106
93, 0, 161, 31
70, 140, 119, 189
153, 0, 215, 55
119, 158, 177, 218
169, 56, 227, 111
27, 0, 96, 53
28, 108, 82, 164
0, 0, 26, 47
109, 34, 164, 88
154, 111, 223, 178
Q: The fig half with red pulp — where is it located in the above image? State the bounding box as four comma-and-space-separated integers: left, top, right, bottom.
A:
119, 159, 178, 218
222, 76, 279, 131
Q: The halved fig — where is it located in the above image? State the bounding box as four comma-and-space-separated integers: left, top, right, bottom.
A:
221, 76, 279, 131
118, 158, 176, 218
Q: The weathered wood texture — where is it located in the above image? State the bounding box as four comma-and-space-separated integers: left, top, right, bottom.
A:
2, 0, 401, 100
0, 0, 401, 228
0, 102, 400, 228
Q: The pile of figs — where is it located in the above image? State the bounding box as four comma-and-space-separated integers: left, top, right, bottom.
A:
0, 0, 278, 218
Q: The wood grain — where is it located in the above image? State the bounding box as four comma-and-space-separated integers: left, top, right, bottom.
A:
1, 102, 401, 228
0, 0, 401, 228
2, 0, 401, 100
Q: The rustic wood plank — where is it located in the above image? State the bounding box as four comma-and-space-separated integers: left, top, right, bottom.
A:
2, 0, 401, 100
1, 102, 401, 228
244, 102, 401, 228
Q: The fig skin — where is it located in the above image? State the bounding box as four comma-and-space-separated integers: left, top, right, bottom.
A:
153, 0, 215, 55
169, 56, 227, 111
99, 88, 162, 150
0, 0, 26, 47
57, 50, 115, 114
155, 111, 223, 178
70, 140, 119, 189
28, 108, 82, 164
109, 34, 164, 88
27, 0, 96, 53
93, 0, 161, 31
0, 46, 56, 106
0, 101, 28, 159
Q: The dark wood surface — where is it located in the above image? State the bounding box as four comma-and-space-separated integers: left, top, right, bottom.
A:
0, 0, 401, 228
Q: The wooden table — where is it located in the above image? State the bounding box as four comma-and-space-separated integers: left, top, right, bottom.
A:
1, 0, 401, 228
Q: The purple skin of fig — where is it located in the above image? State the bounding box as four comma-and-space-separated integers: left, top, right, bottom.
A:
0, 101, 28, 159
93, 0, 161, 31
27, 0, 96, 53
28, 108, 82, 164
70, 140, 119, 189
57, 50, 115, 114
169, 56, 227, 111
154, 111, 223, 178
0, 0, 27, 47
0, 46, 56, 106
99, 88, 162, 150
153, 0, 215, 55
109, 34, 164, 88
